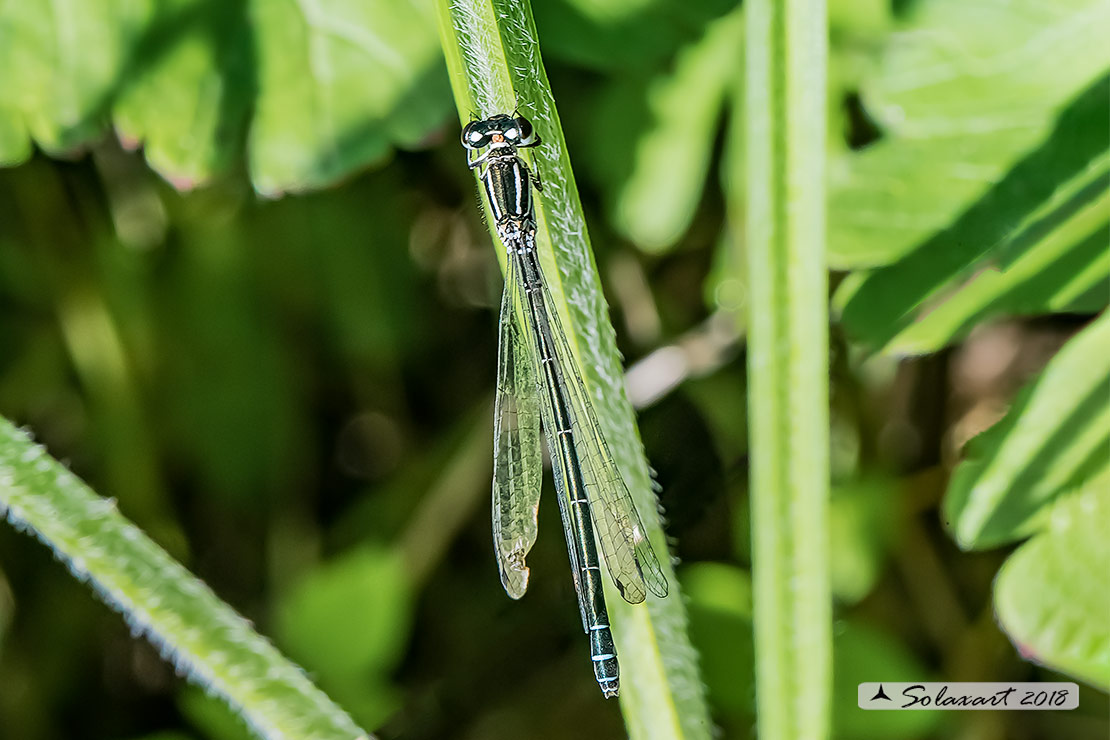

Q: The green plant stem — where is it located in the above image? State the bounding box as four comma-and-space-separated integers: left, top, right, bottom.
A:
0, 417, 371, 740
436, 0, 710, 736
742, 0, 832, 738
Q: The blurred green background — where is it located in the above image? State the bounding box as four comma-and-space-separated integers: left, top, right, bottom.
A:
0, 0, 1107, 738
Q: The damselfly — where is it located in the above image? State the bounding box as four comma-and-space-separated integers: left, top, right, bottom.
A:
462, 113, 669, 698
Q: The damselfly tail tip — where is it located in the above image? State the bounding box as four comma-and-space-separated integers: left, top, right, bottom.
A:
600, 680, 620, 699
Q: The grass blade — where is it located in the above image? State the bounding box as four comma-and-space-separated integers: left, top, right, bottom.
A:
741, 0, 832, 738
436, 0, 711, 736
0, 417, 371, 740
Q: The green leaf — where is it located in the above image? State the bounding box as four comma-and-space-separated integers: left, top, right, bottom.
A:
607, 6, 743, 253
0, 103, 31, 165
112, 0, 254, 191
248, 0, 449, 196
274, 547, 410, 730
834, 76, 1109, 353
831, 622, 942, 740
276, 547, 410, 679
0, 0, 137, 157
994, 474, 1110, 689
0, 418, 370, 740
829, 0, 1110, 269
437, 0, 711, 736
943, 312, 1110, 550
829, 478, 895, 604
0, 0, 451, 193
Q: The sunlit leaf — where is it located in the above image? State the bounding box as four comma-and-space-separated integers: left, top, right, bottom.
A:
0, 0, 140, 157
113, 0, 254, 190
828, 0, 1110, 268
0, 105, 31, 165
0, 0, 451, 193
834, 76, 1109, 353
248, 0, 449, 195
943, 313, 1109, 550
994, 474, 1110, 689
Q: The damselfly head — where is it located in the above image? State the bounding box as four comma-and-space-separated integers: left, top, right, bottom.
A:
461, 113, 538, 150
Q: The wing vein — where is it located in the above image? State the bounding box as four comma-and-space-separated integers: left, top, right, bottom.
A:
492, 254, 543, 599
537, 260, 670, 603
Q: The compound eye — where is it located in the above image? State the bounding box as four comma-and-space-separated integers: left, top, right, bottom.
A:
514, 116, 535, 144
461, 123, 490, 149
